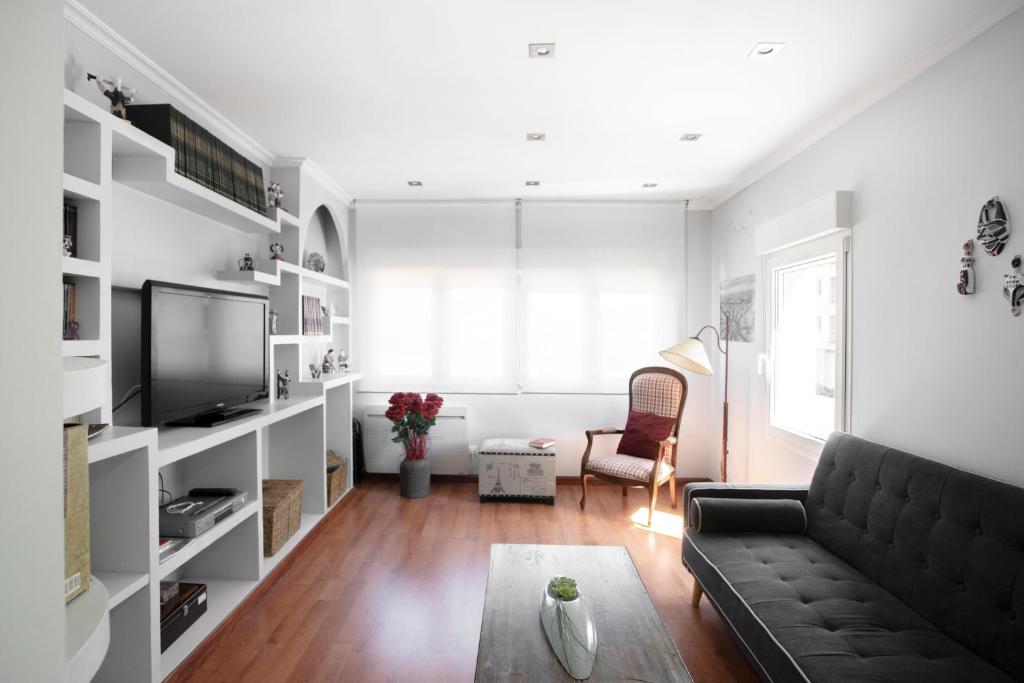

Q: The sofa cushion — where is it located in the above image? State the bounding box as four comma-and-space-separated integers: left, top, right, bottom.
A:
587, 453, 674, 482
684, 529, 1014, 683
616, 410, 676, 459
806, 433, 1024, 679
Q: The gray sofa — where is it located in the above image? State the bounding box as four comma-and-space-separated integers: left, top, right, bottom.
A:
682, 432, 1024, 682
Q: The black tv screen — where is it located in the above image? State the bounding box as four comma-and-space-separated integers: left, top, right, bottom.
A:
142, 281, 268, 426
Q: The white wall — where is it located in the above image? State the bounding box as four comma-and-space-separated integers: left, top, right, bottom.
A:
0, 1, 67, 679
354, 207, 714, 478
709, 8, 1024, 486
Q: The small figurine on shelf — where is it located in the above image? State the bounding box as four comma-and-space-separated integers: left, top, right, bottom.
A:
63, 234, 74, 258
269, 308, 279, 335
276, 369, 290, 400
267, 182, 285, 209
86, 73, 136, 120
309, 363, 322, 380
321, 304, 330, 320
269, 242, 285, 261
1004, 255, 1024, 316
337, 348, 350, 373
64, 319, 80, 341
304, 252, 327, 273
956, 239, 975, 295
238, 253, 254, 271
322, 349, 336, 375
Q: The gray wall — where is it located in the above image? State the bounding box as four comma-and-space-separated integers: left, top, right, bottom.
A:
0, 0, 67, 678
709, 9, 1024, 485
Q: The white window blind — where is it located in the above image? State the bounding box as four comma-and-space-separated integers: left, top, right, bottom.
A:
356, 203, 517, 393
519, 203, 687, 393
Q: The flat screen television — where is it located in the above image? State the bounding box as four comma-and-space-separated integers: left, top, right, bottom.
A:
142, 281, 269, 427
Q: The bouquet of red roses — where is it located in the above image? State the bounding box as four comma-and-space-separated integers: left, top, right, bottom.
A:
385, 392, 444, 460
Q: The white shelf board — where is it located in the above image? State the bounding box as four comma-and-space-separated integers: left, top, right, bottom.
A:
261, 512, 322, 577
268, 206, 301, 228
112, 151, 280, 236
62, 357, 107, 420
217, 268, 280, 286
62, 257, 102, 279
330, 316, 350, 326
300, 372, 362, 390
301, 334, 334, 343
65, 577, 110, 683
157, 395, 324, 467
64, 89, 108, 124
301, 269, 349, 289
158, 501, 259, 579
88, 426, 157, 465
93, 571, 149, 610
160, 577, 259, 679
63, 173, 103, 202
62, 339, 103, 357
270, 334, 303, 345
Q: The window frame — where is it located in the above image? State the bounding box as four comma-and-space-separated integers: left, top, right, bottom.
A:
762, 232, 850, 459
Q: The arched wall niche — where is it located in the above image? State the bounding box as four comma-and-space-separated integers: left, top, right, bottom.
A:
303, 203, 349, 280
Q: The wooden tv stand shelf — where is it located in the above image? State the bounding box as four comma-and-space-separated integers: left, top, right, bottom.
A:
62, 87, 359, 681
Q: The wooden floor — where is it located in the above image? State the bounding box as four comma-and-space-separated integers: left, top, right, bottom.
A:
168, 480, 759, 683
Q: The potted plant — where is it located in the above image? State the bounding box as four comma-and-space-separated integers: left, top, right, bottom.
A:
386, 392, 444, 498
540, 576, 597, 679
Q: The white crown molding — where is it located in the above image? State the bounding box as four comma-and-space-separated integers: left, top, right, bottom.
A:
706, 0, 1023, 210
274, 158, 354, 207
64, 0, 355, 206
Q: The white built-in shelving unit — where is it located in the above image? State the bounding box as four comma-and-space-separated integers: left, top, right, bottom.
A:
61, 89, 360, 681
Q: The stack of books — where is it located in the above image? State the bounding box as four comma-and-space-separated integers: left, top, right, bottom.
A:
62, 282, 77, 339
125, 104, 268, 216
302, 296, 324, 336
63, 202, 77, 257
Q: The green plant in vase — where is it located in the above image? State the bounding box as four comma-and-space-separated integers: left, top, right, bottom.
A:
542, 575, 596, 679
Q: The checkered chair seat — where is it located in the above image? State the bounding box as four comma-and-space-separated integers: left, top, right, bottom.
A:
586, 454, 675, 483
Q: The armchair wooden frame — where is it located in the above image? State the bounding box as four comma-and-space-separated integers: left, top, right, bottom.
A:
579, 366, 689, 526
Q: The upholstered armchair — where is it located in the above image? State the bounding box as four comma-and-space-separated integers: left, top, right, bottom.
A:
579, 367, 688, 526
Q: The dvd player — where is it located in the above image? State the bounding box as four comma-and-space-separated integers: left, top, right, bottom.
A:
159, 490, 247, 538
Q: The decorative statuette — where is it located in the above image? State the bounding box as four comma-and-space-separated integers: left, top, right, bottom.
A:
337, 348, 349, 373
977, 196, 1010, 257
269, 242, 284, 261
86, 73, 136, 120
276, 370, 290, 400
956, 240, 975, 295
304, 252, 327, 273
1004, 255, 1024, 316
63, 234, 74, 258
268, 308, 279, 335
267, 182, 285, 208
309, 363, 322, 380
322, 349, 336, 375
238, 253, 254, 271
540, 576, 596, 680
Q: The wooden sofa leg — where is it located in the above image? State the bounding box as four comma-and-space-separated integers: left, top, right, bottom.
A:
691, 582, 703, 608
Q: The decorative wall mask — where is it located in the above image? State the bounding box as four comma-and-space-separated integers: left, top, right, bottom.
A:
977, 196, 1010, 256
956, 240, 975, 295
1003, 255, 1024, 316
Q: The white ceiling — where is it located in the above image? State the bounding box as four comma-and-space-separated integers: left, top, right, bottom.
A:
76, 0, 1020, 206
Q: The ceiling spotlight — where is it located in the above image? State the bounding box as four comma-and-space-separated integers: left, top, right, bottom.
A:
679, 133, 702, 142
525, 180, 540, 186
526, 133, 546, 142
529, 43, 556, 58
748, 42, 784, 59
642, 183, 658, 188
407, 180, 423, 187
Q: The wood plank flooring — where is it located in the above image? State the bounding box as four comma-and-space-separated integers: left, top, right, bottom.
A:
167, 481, 759, 683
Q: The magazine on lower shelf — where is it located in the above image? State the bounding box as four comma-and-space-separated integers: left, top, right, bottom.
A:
159, 537, 195, 564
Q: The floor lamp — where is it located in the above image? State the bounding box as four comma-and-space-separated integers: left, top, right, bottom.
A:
659, 317, 730, 482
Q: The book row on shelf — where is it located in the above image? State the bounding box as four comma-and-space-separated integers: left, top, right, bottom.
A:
302, 295, 324, 336
63, 202, 78, 258
126, 103, 268, 216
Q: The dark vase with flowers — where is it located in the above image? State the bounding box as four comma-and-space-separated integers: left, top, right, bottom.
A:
385, 392, 444, 498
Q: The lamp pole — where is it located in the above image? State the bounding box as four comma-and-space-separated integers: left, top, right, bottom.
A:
693, 318, 729, 482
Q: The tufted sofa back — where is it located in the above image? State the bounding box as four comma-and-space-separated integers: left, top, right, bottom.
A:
805, 432, 1024, 679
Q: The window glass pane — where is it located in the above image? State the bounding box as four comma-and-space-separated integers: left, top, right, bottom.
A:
373, 286, 434, 377
524, 288, 586, 384
447, 285, 506, 380
772, 255, 837, 440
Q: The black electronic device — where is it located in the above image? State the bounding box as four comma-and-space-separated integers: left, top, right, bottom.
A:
158, 491, 247, 538
141, 281, 269, 427
188, 487, 241, 498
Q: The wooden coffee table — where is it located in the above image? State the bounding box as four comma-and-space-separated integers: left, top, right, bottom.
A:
475, 544, 692, 682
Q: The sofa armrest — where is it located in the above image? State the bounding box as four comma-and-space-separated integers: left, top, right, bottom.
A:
688, 497, 807, 534
683, 482, 809, 520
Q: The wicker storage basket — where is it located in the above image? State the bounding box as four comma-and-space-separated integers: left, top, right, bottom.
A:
262, 479, 303, 557
326, 450, 348, 506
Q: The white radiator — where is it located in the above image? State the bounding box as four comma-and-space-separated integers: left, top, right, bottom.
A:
363, 405, 469, 474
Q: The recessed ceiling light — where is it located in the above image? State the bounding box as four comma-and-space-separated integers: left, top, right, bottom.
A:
525, 180, 540, 186
679, 133, 702, 142
407, 180, 423, 187
526, 133, 546, 142
642, 183, 658, 188
529, 43, 556, 58
748, 42, 784, 59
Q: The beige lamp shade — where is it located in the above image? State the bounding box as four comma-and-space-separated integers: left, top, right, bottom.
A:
659, 337, 714, 376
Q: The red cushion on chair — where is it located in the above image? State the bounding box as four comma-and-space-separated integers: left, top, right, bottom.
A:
616, 410, 676, 460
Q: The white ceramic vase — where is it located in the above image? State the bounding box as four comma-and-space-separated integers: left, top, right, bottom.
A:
540, 579, 597, 679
